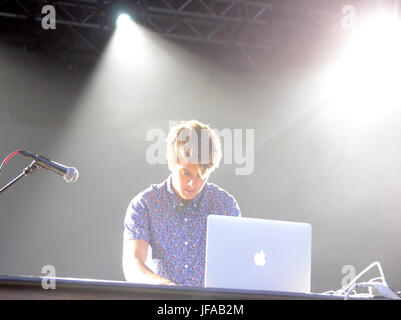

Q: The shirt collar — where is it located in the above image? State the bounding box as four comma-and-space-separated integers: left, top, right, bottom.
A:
166, 174, 207, 209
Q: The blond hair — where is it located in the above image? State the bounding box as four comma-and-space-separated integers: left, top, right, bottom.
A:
166, 120, 222, 177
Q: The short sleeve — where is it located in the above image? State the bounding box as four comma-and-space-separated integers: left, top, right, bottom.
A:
225, 194, 241, 217
123, 193, 151, 243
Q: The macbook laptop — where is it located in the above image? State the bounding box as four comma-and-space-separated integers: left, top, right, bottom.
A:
204, 215, 312, 293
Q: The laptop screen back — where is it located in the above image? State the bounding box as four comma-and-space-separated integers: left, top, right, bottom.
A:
204, 215, 312, 293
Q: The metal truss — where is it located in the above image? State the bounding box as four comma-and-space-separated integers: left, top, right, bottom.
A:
0, 0, 344, 69
137, 0, 345, 67
142, 0, 274, 48
0, 0, 115, 58
0, 1, 111, 28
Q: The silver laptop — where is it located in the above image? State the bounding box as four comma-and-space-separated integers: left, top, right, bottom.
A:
204, 215, 312, 293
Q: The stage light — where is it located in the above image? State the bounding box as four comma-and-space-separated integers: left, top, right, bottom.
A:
323, 11, 401, 126
109, 0, 141, 30
116, 13, 133, 28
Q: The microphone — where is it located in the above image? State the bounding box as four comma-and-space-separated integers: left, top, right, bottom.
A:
19, 150, 79, 183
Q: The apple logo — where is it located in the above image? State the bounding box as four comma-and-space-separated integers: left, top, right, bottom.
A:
254, 250, 266, 266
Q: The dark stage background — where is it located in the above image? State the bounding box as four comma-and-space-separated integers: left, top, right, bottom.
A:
0, 0, 400, 294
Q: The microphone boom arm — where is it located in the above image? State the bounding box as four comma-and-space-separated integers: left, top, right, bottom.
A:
0, 161, 38, 196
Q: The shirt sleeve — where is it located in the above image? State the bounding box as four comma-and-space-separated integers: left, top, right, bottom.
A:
224, 193, 241, 217
123, 193, 151, 243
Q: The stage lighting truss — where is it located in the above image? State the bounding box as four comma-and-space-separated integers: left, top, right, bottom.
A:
0, 0, 343, 68
144, 0, 273, 47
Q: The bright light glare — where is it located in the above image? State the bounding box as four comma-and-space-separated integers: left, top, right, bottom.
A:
116, 13, 133, 28
324, 12, 401, 126
112, 11, 143, 57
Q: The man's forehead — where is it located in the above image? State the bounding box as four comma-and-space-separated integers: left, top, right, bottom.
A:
177, 163, 200, 172
176, 163, 209, 177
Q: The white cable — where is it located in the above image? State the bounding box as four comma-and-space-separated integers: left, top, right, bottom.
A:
345, 261, 386, 290
322, 261, 400, 299
345, 282, 401, 300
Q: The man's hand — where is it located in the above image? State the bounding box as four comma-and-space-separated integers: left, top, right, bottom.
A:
157, 278, 177, 286
123, 239, 180, 286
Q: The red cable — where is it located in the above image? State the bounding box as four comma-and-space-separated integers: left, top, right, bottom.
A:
0, 150, 20, 173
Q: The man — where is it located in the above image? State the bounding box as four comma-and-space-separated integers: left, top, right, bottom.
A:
122, 120, 241, 287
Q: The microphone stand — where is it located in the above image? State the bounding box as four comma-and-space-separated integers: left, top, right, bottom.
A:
0, 161, 38, 196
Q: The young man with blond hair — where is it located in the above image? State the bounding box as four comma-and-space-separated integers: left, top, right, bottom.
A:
122, 120, 241, 287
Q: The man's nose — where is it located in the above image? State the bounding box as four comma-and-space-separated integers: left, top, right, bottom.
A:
188, 178, 196, 188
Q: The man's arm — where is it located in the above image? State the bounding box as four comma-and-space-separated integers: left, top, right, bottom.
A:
122, 239, 176, 286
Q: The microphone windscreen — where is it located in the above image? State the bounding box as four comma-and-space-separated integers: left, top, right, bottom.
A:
64, 167, 79, 183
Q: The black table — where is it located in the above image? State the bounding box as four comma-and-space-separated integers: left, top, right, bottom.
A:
0, 275, 343, 300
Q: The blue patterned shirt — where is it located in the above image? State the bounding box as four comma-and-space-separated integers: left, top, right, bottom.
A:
123, 175, 241, 287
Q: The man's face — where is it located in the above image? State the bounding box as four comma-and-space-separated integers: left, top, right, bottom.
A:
171, 163, 208, 201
